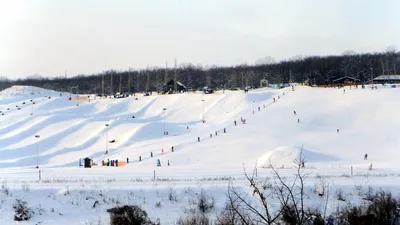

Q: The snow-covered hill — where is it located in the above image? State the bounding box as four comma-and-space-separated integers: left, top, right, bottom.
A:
1, 84, 400, 224
0, 85, 398, 172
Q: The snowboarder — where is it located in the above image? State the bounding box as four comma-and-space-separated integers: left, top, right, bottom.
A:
364, 153, 368, 160
294, 110, 297, 116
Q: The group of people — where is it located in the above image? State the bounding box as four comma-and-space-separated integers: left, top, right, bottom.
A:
102, 158, 119, 167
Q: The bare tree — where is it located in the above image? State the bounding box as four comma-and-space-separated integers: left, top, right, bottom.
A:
222, 146, 312, 225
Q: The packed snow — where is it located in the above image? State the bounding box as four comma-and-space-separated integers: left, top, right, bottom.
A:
0, 84, 400, 224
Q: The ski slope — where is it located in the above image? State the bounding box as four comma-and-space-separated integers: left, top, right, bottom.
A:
1, 84, 400, 224
0, 85, 399, 173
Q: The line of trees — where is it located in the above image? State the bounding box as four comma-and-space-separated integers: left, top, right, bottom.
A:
1, 49, 399, 94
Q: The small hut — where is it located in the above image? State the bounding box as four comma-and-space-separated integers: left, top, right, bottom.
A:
332, 76, 360, 85
162, 79, 187, 94
84, 157, 92, 168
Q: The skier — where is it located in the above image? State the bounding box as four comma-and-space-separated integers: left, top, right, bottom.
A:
234, 120, 237, 126
198, 137, 200, 142
273, 98, 276, 102
223, 128, 226, 133
150, 152, 153, 157
278, 95, 280, 99
168, 160, 170, 166
215, 131, 217, 136
343, 89, 345, 94
210, 133, 212, 138
364, 153, 368, 160
139, 156, 141, 161
301, 160, 305, 168
258, 106, 260, 111
337, 129, 339, 133
127, 157, 129, 164
171, 146, 174, 152
162, 149, 164, 155
297, 118, 300, 123
294, 110, 297, 116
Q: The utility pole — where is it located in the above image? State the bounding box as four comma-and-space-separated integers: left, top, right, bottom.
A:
128, 67, 132, 93
146, 66, 150, 92
155, 68, 159, 92
119, 73, 122, 93
174, 58, 178, 92
164, 61, 168, 85
136, 71, 140, 92
102, 74, 105, 97
206, 70, 211, 88
35, 135, 40, 168
110, 73, 113, 95
241, 72, 244, 89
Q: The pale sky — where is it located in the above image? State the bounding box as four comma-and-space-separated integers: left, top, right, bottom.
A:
1, 0, 400, 78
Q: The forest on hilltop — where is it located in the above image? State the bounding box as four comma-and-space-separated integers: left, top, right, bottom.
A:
1, 49, 399, 94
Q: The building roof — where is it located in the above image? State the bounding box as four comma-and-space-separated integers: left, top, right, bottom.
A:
372, 75, 400, 81
332, 76, 360, 83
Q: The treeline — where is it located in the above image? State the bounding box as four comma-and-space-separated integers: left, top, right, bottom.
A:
1, 50, 399, 94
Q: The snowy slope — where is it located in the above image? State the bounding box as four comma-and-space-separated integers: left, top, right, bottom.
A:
1, 84, 400, 224
0, 85, 399, 172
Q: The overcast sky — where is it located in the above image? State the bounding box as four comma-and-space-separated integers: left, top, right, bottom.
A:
1, 0, 400, 78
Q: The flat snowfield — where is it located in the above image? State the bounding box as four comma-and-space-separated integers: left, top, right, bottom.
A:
0, 85, 400, 224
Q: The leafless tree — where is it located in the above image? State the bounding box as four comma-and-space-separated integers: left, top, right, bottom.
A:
222, 146, 312, 225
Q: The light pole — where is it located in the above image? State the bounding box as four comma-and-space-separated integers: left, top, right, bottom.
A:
163, 108, 167, 135
105, 124, 109, 154
201, 99, 205, 122
35, 135, 40, 168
